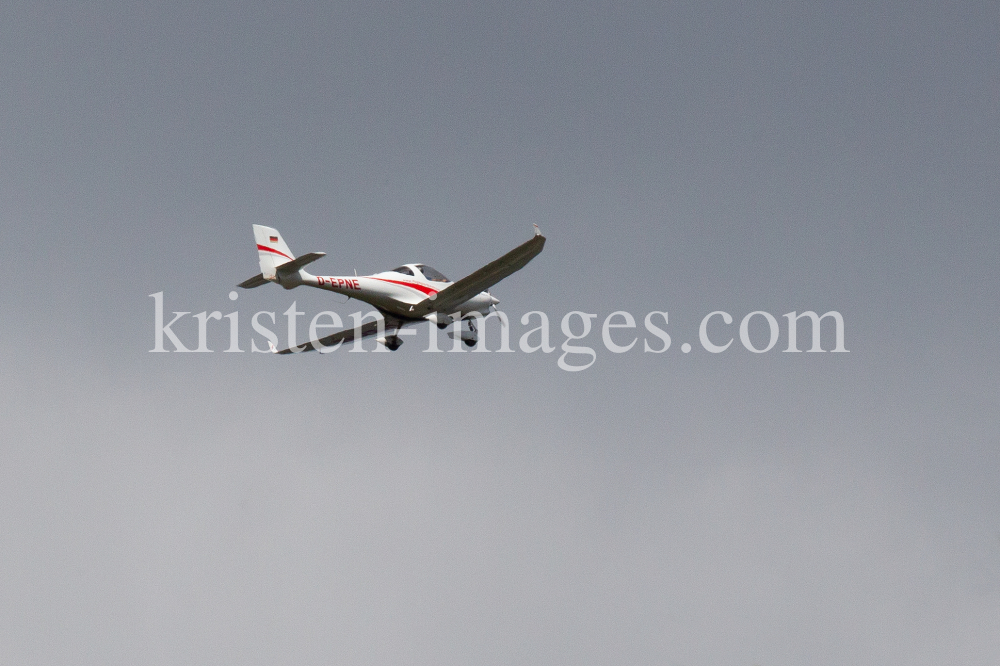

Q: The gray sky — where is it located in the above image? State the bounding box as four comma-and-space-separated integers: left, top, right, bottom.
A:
2, 1, 999, 664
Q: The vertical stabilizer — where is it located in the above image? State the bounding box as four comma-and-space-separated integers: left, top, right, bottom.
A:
253, 224, 295, 280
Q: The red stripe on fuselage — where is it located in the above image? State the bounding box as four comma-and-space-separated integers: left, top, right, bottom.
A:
257, 244, 293, 261
368, 277, 440, 296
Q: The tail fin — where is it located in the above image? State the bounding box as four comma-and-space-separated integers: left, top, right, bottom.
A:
238, 225, 327, 289
254, 224, 296, 280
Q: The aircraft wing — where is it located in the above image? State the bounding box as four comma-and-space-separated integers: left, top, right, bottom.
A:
276, 313, 404, 354
412, 227, 545, 317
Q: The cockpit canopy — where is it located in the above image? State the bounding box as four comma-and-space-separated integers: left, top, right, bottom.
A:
416, 264, 449, 282
389, 264, 449, 282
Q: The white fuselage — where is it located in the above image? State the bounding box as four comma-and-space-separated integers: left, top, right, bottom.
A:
275, 263, 495, 321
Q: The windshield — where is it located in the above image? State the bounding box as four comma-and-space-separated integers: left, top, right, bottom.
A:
391, 266, 414, 276
416, 265, 449, 282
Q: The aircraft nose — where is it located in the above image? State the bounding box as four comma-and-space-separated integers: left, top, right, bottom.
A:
490, 295, 500, 305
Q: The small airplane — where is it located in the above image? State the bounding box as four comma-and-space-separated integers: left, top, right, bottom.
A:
237, 224, 546, 353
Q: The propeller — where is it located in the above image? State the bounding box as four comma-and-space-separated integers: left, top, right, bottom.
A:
487, 289, 506, 327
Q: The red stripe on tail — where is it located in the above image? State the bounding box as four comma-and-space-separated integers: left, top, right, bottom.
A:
256, 244, 293, 261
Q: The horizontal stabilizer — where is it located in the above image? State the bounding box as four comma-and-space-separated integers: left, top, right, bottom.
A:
237, 273, 269, 289
276, 252, 326, 275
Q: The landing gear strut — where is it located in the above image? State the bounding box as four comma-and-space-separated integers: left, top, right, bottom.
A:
463, 318, 477, 347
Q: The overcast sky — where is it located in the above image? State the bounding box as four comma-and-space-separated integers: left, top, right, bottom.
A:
2, 1, 999, 664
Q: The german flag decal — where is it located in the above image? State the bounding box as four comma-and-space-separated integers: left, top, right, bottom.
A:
269, 235, 279, 242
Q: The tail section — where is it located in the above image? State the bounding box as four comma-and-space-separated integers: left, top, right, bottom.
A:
254, 224, 297, 279
237, 273, 269, 289
238, 225, 326, 289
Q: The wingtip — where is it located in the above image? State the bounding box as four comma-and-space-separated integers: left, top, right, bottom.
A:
533, 224, 541, 237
